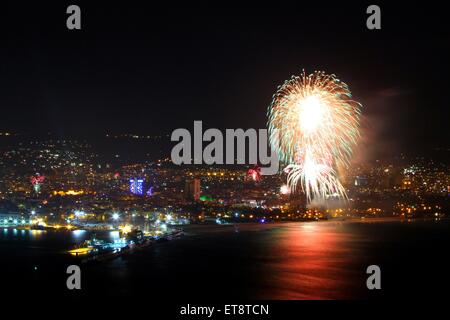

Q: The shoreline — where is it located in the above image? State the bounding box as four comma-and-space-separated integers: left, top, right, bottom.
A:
179, 215, 449, 234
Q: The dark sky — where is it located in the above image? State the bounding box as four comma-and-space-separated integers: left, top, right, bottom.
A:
0, 2, 449, 157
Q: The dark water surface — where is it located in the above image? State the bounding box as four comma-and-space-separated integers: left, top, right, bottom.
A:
1, 219, 449, 299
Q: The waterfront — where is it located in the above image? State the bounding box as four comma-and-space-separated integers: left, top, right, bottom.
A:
1, 218, 449, 299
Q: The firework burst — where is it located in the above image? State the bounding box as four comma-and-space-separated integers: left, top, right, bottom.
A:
268, 70, 362, 203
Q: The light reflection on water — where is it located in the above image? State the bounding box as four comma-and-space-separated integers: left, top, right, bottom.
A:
72, 229, 87, 238
85, 221, 373, 299
1, 220, 450, 299
0, 228, 120, 244
259, 222, 366, 299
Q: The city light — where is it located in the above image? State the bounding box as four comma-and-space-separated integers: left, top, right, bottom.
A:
74, 210, 85, 218
119, 225, 132, 234
280, 184, 291, 195
53, 190, 85, 196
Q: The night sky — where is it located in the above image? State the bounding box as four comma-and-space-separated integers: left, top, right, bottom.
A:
0, 2, 449, 158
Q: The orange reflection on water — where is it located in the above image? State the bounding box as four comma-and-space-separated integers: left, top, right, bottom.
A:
259, 222, 364, 299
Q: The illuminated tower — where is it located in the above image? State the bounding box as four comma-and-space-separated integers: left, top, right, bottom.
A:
185, 179, 201, 201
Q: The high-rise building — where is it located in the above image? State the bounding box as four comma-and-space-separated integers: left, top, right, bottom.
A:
130, 178, 136, 194
185, 179, 201, 201
130, 178, 144, 195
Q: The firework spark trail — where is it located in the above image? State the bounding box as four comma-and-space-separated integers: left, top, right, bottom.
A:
268, 70, 362, 203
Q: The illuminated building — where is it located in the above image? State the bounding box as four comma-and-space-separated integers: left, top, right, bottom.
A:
130, 178, 144, 195
185, 179, 201, 201
136, 179, 144, 195
354, 176, 368, 187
